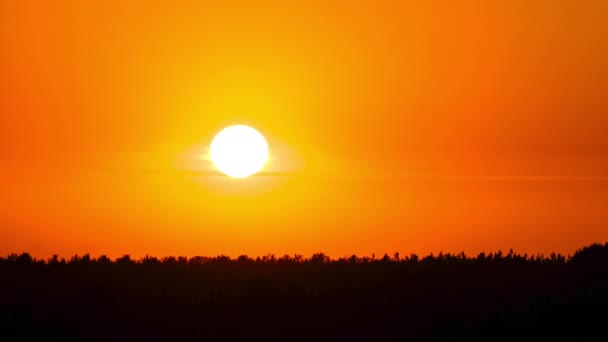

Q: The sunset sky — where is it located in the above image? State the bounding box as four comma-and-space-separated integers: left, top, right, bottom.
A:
1, 0, 607, 258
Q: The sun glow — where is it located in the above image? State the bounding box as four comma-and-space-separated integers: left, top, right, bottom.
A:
209, 125, 269, 178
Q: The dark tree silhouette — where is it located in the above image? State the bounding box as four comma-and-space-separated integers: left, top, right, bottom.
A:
1, 243, 608, 341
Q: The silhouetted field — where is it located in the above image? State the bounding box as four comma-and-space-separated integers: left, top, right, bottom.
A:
2, 244, 608, 341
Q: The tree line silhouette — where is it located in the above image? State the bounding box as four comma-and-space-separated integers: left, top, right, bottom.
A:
2, 243, 608, 341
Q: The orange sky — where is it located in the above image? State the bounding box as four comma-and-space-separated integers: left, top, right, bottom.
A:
1, 0, 607, 258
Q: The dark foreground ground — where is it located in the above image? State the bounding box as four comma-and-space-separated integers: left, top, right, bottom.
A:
1, 243, 608, 341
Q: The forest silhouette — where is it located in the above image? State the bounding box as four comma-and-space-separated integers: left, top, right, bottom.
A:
2, 243, 608, 341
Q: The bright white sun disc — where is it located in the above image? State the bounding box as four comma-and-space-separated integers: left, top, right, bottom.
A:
209, 125, 269, 178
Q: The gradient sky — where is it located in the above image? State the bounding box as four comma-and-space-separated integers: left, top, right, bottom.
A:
1, 0, 607, 258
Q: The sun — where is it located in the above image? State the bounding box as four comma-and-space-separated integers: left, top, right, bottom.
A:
209, 125, 269, 178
